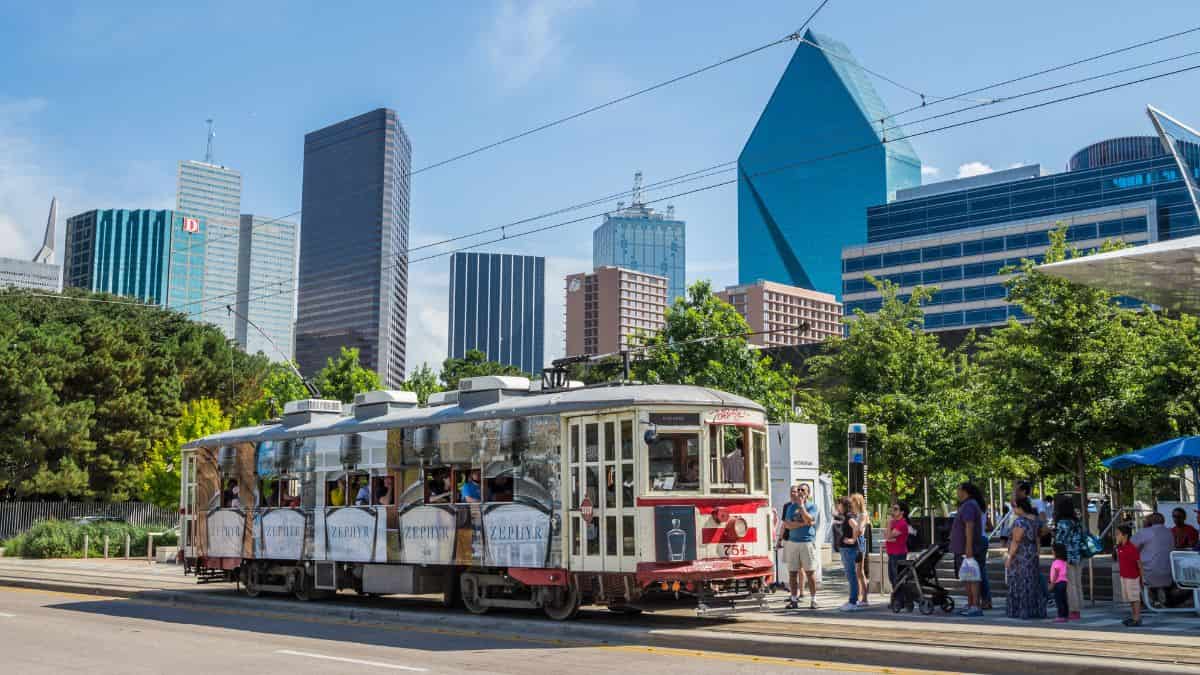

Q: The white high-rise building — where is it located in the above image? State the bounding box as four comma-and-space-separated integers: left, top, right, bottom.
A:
177, 158, 242, 338
237, 214, 299, 362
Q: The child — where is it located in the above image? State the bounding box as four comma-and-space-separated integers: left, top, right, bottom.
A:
1048, 543, 1070, 623
1115, 524, 1143, 627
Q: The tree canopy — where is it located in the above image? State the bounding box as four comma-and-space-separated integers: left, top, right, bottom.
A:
0, 289, 267, 500
440, 349, 528, 389
631, 281, 800, 422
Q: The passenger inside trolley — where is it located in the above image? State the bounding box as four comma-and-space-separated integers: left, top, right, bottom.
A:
427, 468, 453, 503
461, 468, 482, 503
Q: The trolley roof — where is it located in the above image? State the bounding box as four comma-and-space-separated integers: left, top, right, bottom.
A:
184, 384, 765, 449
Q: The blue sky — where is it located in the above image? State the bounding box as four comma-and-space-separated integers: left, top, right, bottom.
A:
2, 1, 1198, 372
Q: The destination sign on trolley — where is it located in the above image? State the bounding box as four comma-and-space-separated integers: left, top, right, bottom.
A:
704, 409, 766, 427
648, 413, 700, 427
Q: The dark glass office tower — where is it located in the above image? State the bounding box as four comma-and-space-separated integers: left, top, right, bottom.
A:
296, 109, 411, 387
448, 252, 545, 374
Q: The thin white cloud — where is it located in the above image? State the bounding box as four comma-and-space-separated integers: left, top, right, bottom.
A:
483, 0, 591, 89
1008, 162, 1027, 169
0, 99, 51, 258
920, 166, 940, 179
0, 98, 175, 262
956, 161, 994, 179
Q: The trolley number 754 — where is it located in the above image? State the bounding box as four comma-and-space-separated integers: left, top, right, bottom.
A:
720, 543, 749, 557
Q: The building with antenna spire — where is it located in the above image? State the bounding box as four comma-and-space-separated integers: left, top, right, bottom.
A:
0, 197, 62, 291
177, 118, 243, 340
592, 171, 687, 303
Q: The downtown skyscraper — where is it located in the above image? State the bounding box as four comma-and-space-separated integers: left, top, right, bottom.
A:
236, 214, 298, 362
295, 109, 411, 387
593, 171, 686, 303
177, 159, 242, 337
448, 252, 545, 374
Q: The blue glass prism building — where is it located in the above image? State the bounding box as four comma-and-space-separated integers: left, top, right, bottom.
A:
593, 172, 686, 302
295, 109, 411, 387
842, 116, 1200, 331
738, 30, 921, 296
64, 209, 207, 314
448, 252, 545, 374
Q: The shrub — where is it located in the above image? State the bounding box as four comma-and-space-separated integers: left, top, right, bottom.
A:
2, 520, 178, 559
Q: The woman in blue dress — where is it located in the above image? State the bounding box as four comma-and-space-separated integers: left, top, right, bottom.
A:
1005, 497, 1047, 619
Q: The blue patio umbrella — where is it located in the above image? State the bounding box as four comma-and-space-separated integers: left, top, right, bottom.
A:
1103, 436, 1200, 511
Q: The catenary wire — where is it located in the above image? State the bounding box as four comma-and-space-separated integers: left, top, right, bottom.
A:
32, 54, 1200, 314
170, 23, 1200, 265
405, 0, 834, 178
175, 60, 1200, 318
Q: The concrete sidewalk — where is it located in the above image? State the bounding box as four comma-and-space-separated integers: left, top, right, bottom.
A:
0, 557, 1196, 674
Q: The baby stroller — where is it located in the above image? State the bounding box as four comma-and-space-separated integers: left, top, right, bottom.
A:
889, 544, 956, 615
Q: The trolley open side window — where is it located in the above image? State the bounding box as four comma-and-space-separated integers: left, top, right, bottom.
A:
708, 424, 768, 495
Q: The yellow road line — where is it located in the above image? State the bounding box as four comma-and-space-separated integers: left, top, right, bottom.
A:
601, 644, 960, 673
0, 585, 117, 601
1, 586, 954, 673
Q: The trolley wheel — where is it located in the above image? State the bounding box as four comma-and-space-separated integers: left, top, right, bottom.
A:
460, 575, 489, 615
292, 569, 319, 602
919, 599, 936, 615
241, 567, 262, 598
889, 596, 904, 613
543, 583, 581, 621
940, 596, 955, 613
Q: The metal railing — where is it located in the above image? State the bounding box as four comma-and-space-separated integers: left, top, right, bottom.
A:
0, 502, 177, 540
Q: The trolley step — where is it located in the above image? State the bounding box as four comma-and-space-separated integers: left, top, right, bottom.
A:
696, 592, 771, 617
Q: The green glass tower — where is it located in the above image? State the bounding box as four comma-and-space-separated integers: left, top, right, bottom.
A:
737, 30, 921, 296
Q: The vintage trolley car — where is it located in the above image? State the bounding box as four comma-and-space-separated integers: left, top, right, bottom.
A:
179, 377, 774, 618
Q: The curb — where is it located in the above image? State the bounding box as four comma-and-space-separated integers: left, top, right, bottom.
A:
0, 574, 1193, 675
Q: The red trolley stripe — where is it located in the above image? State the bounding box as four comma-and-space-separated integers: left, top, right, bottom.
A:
700, 527, 759, 544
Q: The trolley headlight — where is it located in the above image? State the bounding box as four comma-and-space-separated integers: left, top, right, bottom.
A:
729, 516, 749, 539
713, 506, 731, 524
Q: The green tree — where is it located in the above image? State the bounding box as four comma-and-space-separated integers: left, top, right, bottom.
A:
440, 349, 527, 389
976, 228, 1143, 518
314, 347, 382, 403
804, 279, 978, 501
140, 398, 230, 508
0, 288, 263, 500
234, 363, 309, 426
630, 281, 800, 422
400, 363, 444, 405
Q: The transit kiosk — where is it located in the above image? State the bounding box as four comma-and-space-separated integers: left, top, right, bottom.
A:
768, 423, 831, 585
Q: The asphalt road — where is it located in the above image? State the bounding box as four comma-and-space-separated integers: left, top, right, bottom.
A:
0, 586, 950, 675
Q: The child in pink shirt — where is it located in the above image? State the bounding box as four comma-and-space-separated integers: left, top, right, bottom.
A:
1048, 543, 1070, 623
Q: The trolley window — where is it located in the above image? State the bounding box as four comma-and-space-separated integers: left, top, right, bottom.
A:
709, 426, 749, 494
647, 432, 700, 492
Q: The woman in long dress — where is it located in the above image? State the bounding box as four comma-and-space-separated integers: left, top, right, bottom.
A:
1005, 497, 1047, 619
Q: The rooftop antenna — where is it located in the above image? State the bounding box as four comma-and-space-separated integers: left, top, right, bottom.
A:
666, 204, 675, 219
204, 118, 215, 164
631, 170, 644, 206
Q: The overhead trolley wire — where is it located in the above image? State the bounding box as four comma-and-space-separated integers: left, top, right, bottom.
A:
171, 59, 1200, 318
405, 0, 834, 178
28, 32, 1200, 319
172, 22, 1200, 270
